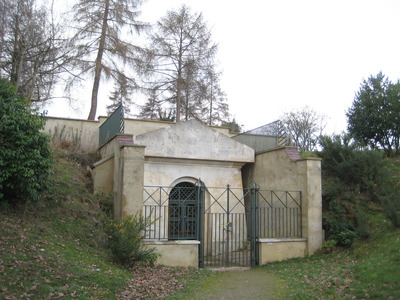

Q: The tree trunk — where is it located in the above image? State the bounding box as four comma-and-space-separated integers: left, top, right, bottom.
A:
176, 72, 181, 122
10, 12, 21, 85
87, 0, 109, 120
175, 28, 185, 123
209, 82, 213, 126
176, 63, 182, 122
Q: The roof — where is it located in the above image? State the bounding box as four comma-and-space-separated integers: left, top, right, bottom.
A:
135, 119, 255, 163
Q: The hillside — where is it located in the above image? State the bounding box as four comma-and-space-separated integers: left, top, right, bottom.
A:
0, 151, 205, 299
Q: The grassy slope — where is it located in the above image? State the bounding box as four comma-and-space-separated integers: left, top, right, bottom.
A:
0, 152, 134, 298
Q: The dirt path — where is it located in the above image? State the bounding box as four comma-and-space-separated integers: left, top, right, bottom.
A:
182, 268, 287, 300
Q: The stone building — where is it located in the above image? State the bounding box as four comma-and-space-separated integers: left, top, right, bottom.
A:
44, 114, 324, 268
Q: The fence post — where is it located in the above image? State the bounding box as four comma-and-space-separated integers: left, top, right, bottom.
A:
299, 191, 303, 237
250, 184, 259, 267
197, 181, 205, 268
226, 184, 230, 267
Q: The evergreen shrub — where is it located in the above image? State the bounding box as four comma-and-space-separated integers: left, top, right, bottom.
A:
104, 214, 158, 268
318, 135, 386, 195
380, 191, 400, 228
324, 200, 356, 247
0, 78, 52, 203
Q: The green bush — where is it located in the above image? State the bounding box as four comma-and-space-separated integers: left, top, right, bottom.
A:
318, 135, 386, 195
335, 230, 357, 247
319, 135, 400, 230
0, 78, 52, 203
380, 191, 400, 228
318, 239, 337, 254
354, 210, 370, 239
104, 214, 158, 268
324, 200, 356, 247
97, 193, 113, 216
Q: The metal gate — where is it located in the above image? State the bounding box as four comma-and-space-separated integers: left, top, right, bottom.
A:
168, 182, 198, 240
198, 185, 259, 268
143, 182, 302, 268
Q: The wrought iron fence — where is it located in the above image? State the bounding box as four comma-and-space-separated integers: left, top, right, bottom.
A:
143, 186, 169, 240
256, 190, 302, 238
142, 184, 302, 268
99, 104, 124, 147
143, 184, 202, 241
142, 185, 302, 241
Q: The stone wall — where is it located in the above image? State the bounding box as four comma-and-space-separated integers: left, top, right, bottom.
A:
243, 146, 324, 256
44, 117, 100, 152
143, 241, 200, 267
44, 116, 234, 152
258, 238, 307, 263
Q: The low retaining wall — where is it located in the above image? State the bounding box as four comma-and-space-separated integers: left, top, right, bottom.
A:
258, 238, 307, 264
144, 238, 307, 268
144, 240, 200, 268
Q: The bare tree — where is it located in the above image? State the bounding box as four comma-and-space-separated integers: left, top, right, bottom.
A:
202, 68, 229, 126
142, 5, 228, 123
71, 0, 147, 120
0, 0, 71, 103
280, 106, 327, 152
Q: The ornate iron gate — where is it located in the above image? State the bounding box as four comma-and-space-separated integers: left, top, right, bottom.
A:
143, 182, 203, 241
198, 185, 259, 268
168, 182, 198, 240
143, 182, 302, 268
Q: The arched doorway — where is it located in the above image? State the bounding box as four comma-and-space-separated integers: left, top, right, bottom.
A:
168, 182, 198, 240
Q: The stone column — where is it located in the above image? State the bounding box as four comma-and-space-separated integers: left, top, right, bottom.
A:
296, 158, 324, 255
113, 144, 145, 219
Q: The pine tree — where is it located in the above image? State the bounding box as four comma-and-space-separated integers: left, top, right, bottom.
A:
71, 0, 147, 120
143, 5, 229, 124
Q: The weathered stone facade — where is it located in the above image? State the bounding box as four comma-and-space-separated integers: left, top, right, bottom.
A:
44, 116, 324, 267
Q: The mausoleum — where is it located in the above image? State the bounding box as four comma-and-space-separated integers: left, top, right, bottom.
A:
44, 110, 324, 268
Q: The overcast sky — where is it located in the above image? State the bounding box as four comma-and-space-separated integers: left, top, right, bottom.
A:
44, 0, 400, 134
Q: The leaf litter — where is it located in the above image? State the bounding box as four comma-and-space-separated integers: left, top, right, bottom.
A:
117, 265, 203, 299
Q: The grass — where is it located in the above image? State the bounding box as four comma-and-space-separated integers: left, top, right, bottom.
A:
165, 270, 216, 299
264, 252, 355, 298
351, 229, 400, 298
0, 220, 132, 298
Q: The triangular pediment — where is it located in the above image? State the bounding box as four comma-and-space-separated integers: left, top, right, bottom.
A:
135, 120, 254, 163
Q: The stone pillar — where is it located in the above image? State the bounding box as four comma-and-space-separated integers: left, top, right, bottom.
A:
95, 133, 145, 219
121, 145, 145, 218
296, 158, 324, 255
113, 143, 145, 219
